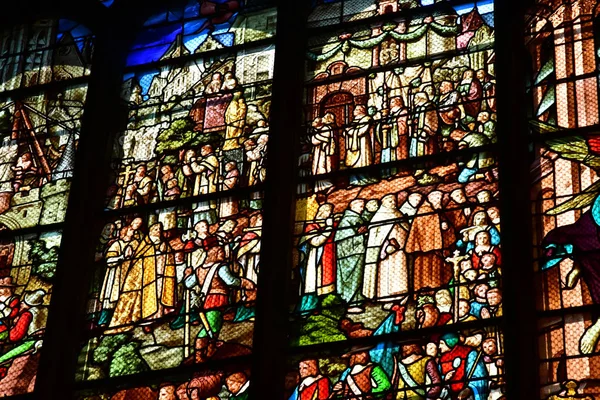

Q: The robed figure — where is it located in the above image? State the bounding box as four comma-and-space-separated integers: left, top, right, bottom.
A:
105, 223, 177, 334
362, 195, 409, 304
219, 162, 240, 217
98, 227, 137, 326
437, 81, 462, 143
376, 109, 399, 165
409, 92, 439, 158
237, 215, 262, 284
476, 69, 496, 112
204, 72, 230, 131
405, 199, 446, 293
389, 97, 409, 161
334, 200, 367, 310
311, 117, 336, 175
344, 106, 373, 169
223, 92, 247, 151
457, 69, 483, 119
298, 204, 336, 312
245, 134, 268, 186
311, 115, 336, 192
185, 145, 220, 196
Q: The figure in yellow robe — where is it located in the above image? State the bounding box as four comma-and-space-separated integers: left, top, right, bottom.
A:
105, 223, 176, 334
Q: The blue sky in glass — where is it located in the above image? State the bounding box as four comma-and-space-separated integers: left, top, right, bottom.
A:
56, 19, 93, 51
455, 0, 494, 27
126, 0, 241, 67
100, 0, 115, 7
123, 69, 161, 98
455, 0, 494, 15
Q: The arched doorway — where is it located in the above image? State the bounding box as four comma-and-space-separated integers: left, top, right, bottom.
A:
319, 91, 355, 127
319, 91, 355, 166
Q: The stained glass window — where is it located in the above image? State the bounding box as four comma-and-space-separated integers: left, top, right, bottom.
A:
0, 0, 584, 398
289, 0, 503, 398
0, 18, 93, 396
527, 0, 600, 398
76, 0, 275, 396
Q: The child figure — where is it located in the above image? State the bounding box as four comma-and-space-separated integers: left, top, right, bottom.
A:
479, 252, 501, 288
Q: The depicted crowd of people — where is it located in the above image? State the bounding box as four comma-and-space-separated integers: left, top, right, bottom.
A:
303, 68, 496, 191
295, 182, 503, 398
108, 138, 268, 210
297, 186, 502, 316
111, 70, 270, 210
94, 204, 262, 364
289, 333, 504, 400
100, 370, 251, 400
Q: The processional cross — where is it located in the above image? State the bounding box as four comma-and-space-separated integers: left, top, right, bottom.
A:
445, 250, 468, 323
117, 164, 138, 209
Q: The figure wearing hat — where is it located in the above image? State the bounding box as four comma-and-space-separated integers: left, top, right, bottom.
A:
0, 289, 47, 366
182, 236, 255, 363
438, 333, 489, 400
288, 359, 330, 400
332, 346, 391, 398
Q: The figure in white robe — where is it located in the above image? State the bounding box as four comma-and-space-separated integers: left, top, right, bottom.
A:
311, 114, 336, 192
223, 92, 247, 151
184, 145, 219, 197
344, 106, 373, 169
237, 214, 262, 284
245, 134, 268, 186
98, 226, 136, 326
362, 194, 409, 305
299, 203, 336, 310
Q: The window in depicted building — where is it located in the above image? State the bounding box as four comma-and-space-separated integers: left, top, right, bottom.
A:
0, 18, 93, 396
75, 0, 275, 397
527, 0, 600, 398
287, 1, 503, 398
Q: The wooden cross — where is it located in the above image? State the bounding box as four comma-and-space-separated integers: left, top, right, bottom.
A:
117, 163, 138, 209
118, 163, 137, 187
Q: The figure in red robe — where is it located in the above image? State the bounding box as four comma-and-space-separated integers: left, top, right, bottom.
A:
288, 359, 331, 400
298, 204, 337, 312
458, 69, 483, 119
